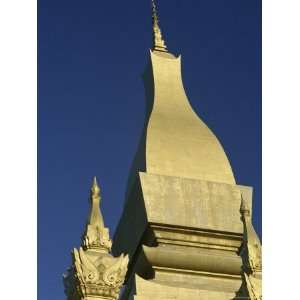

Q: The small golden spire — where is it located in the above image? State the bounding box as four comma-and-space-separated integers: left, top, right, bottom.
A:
152, 0, 168, 52
87, 176, 104, 228
82, 177, 112, 251
91, 176, 100, 199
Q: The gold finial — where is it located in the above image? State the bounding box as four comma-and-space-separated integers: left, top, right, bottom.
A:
151, 0, 168, 52
82, 176, 112, 251
87, 176, 103, 228
91, 176, 100, 198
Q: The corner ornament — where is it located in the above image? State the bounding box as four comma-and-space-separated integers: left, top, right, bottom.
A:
239, 197, 262, 300
63, 177, 129, 300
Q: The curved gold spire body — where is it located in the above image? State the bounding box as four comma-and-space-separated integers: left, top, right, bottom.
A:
126, 50, 236, 197
121, 1, 235, 187
124, 2, 235, 204
144, 50, 236, 184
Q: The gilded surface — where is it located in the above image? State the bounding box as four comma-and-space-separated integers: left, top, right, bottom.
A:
140, 172, 242, 233
64, 178, 128, 300
113, 2, 261, 300
82, 177, 112, 251
62, 1, 262, 300
124, 2, 236, 201
145, 50, 236, 185
112, 3, 261, 300
151, 0, 167, 52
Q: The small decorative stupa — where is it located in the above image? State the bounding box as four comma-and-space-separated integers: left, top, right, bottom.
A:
63, 177, 129, 300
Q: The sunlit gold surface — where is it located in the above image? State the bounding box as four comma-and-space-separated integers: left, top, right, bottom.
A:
63, 178, 128, 300
151, 0, 168, 52
112, 3, 261, 298
145, 50, 236, 184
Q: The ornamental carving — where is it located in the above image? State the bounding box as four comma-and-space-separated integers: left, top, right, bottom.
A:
82, 225, 112, 251
238, 197, 262, 300
63, 177, 129, 300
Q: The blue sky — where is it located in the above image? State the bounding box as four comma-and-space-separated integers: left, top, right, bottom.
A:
38, 0, 261, 299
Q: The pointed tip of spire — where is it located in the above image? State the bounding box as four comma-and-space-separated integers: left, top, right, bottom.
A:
91, 176, 100, 197
92, 176, 98, 186
151, 0, 168, 52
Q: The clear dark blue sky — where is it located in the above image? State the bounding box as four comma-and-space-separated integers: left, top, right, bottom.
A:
38, 0, 261, 299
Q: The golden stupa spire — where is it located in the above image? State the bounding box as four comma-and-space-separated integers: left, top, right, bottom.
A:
88, 176, 104, 228
81, 176, 112, 252
91, 176, 100, 200
152, 0, 168, 52
63, 176, 128, 299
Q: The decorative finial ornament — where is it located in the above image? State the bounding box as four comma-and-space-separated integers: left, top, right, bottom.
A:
63, 178, 129, 300
82, 177, 111, 251
91, 176, 100, 197
151, 0, 168, 52
240, 197, 262, 273
238, 196, 262, 300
